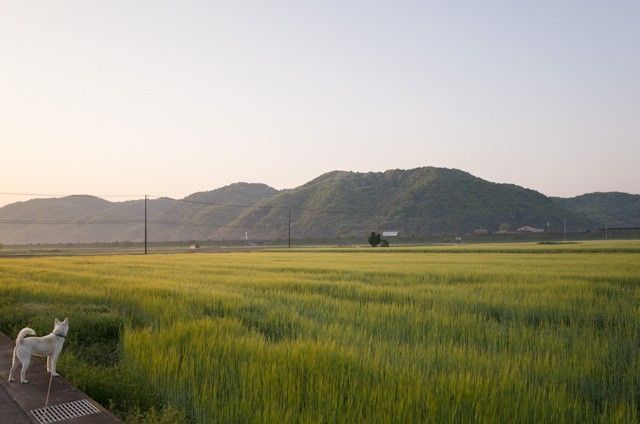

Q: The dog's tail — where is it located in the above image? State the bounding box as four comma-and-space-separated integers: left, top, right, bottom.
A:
15, 328, 35, 346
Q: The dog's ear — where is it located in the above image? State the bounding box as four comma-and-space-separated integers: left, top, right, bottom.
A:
55, 318, 60, 325
63, 317, 68, 323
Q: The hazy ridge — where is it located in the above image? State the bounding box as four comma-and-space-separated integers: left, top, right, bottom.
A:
1, 167, 637, 244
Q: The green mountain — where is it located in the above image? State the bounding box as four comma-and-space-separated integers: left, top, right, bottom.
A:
1, 167, 635, 244
552, 192, 640, 227
225, 167, 594, 240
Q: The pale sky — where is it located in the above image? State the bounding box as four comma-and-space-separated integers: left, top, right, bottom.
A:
1, 1, 638, 206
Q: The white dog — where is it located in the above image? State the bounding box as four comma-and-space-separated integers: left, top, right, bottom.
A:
8, 318, 69, 384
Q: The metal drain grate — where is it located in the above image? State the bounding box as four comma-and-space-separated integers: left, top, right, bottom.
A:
30, 399, 101, 424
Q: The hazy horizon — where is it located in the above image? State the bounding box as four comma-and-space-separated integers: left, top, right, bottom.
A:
2, 1, 638, 207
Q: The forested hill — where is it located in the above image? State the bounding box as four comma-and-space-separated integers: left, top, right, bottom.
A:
223, 167, 593, 240
552, 192, 640, 228
0, 167, 635, 244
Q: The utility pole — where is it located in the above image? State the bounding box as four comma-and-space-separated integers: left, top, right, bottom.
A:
144, 195, 148, 254
288, 207, 291, 249
377, 215, 380, 234
604, 218, 608, 240
563, 218, 567, 241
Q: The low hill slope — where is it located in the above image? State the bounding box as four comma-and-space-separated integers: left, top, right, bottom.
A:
553, 192, 640, 227
151, 183, 278, 241
0, 195, 113, 244
0, 184, 277, 243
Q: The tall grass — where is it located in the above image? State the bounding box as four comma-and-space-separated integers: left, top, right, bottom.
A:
0, 241, 639, 422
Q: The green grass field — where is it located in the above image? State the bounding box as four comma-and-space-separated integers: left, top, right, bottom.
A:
1, 241, 639, 423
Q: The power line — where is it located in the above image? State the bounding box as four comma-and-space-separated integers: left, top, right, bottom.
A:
0, 192, 145, 198
150, 221, 286, 229
0, 192, 374, 218
0, 219, 285, 229
0, 219, 142, 225
174, 198, 377, 218
175, 198, 299, 211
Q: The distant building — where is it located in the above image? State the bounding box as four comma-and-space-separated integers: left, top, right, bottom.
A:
473, 229, 490, 235
516, 226, 544, 233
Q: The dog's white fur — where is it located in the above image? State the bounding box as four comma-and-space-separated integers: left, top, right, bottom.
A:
8, 318, 69, 383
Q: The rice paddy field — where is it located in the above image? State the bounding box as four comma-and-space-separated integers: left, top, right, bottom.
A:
1, 240, 639, 423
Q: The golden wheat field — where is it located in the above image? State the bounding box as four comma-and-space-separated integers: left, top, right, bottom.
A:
1, 241, 639, 423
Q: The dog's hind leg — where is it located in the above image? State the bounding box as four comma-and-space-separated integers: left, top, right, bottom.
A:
47, 355, 51, 373
8, 347, 18, 382
18, 351, 30, 384
50, 354, 59, 377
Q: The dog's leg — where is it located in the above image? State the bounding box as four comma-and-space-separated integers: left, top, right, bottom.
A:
50, 354, 59, 377
47, 355, 51, 373
19, 353, 30, 384
8, 347, 18, 382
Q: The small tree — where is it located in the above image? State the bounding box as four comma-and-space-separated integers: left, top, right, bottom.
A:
368, 231, 382, 247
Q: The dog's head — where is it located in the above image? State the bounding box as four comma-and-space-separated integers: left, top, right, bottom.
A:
54, 317, 69, 337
